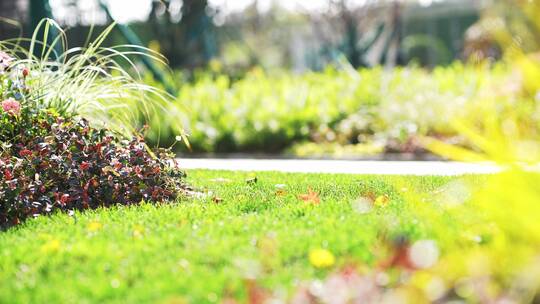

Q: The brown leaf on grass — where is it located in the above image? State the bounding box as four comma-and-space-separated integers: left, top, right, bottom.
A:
298, 188, 320, 205
363, 191, 377, 202
275, 184, 287, 196
212, 196, 223, 204
374, 195, 390, 207
275, 189, 288, 196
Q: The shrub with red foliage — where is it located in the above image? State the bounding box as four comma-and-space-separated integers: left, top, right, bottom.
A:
0, 107, 186, 228
0, 50, 187, 228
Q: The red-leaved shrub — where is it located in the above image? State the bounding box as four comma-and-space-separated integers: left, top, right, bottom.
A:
0, 50, 186, 228
0, 109, 186, 228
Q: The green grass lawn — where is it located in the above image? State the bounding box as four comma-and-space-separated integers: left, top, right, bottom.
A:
0, 170, 484, 303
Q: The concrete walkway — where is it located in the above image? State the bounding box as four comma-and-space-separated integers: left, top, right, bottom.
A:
176, 158, 500, 176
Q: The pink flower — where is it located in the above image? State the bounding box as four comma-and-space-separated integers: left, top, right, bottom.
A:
1, 98, 21, 116
0, 51, 13, 72
0, 51, 13, 63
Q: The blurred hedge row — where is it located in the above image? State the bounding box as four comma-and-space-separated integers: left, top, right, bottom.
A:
138, 63, 512, 156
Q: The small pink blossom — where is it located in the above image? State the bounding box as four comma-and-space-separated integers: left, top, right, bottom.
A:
1, 98, 21, 116
0, 51, 13, 63
0, 51, 13, 72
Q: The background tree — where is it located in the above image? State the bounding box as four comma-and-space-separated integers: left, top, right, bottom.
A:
148, 0, 217, 69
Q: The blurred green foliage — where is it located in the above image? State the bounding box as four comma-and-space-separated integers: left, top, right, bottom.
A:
142, 63, 509, 156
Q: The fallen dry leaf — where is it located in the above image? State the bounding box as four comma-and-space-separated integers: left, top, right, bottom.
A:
363, 191, 377, 202
275, 189, 288, 196
298, 188, 320, 205
374, 195, 390, 207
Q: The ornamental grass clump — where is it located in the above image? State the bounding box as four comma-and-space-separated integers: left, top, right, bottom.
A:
0, 22, 187, 228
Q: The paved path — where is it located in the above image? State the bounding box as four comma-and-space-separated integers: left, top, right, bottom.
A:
177, 158, 499, 176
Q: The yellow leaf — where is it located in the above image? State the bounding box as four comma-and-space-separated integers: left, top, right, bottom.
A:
87, 221, 103, 232
375, 195, 390, 207
41, 239, 61, 253
132, 225, 146, 238
309, 249, 335, 268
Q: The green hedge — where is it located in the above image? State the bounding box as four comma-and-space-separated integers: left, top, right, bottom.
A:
142, 63, 508, 154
